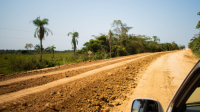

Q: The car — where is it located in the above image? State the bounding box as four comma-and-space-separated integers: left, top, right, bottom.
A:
131, 60, 200, 112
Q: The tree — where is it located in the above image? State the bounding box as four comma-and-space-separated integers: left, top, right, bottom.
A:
45, 46, 51, 53
111, 20, 133, 35
111, 20, 133, 46
108, 29, 113, 58
196, 11, 200, 32
83, 39, 101, 53
152, 36, 160, 43
32, 17, 53, 61
34, 44, 44, 53
34, 44, 40, 53
68, 31, 79, 55
51, 45, 56, 58
171, 41, 179, 50
189, 12, 200, 54
178, 45, 185, 50
190, 36, 198, 42
25, 43, 33, 54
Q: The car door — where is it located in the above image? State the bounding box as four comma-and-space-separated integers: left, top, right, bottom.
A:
166, 60, 200, 112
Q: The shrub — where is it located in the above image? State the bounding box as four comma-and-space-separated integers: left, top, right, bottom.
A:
44, 60, 57, 67
21, 50, 28, 54
117, 46, 127, 56
75, 59, 83, 63
78, 53, 89, 61
8, 56, 58, 72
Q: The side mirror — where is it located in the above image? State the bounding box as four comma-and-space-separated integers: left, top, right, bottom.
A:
131, 98, 164, 112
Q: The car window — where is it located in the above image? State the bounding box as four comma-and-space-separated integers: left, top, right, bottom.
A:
184, 87, 200, 112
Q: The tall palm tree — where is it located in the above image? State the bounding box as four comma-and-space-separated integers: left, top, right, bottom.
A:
51, 45, 56, 58
68, 31, 79, 55
32, 17, 53, 61
108, 29, 113, 58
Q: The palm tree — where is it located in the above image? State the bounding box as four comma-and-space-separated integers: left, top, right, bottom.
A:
51, 45, 56, 58
32, 17, 53, 61
108, 29, 113, 58
68, 31, 79, 55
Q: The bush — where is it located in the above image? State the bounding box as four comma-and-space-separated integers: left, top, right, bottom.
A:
78, 53, 89, 61
8, 56, 58, 72
117, 46, 127, 56
75, 58, 83, 63
21, 50, 28, 54
44, 60, 57, 67
189, 36, 200, 55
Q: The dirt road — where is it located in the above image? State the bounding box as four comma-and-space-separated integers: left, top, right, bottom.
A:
0, 54, 153, 104
0, 53, 151, 95
0, 50, 198, 112
113, 50, 198, 112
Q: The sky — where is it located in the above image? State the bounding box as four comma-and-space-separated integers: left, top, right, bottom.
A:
0, 0, 199, 50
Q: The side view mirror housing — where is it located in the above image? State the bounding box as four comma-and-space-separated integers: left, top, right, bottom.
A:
131, 98, 164, 112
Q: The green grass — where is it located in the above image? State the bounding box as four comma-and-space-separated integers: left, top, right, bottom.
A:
0, 52, 76, 75
192, 52, 200, 58
0, 51, 112, 75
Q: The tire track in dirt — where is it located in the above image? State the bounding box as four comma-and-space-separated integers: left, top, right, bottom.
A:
0, 54, 151, 95
0, 53, 156, 104
113, 50, 198, 112
0, 53, 151, 82
0, 53, 150, 86
0, 51, 171, 112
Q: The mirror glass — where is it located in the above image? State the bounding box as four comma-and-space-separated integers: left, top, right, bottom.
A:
131, 99, 159, 112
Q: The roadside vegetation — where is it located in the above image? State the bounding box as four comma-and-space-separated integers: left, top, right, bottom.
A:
188, 11, 200, 58
77, 20, 183, 58
0, 52, 75, 75
32, 17, 53, 61
0, 18, 184, 75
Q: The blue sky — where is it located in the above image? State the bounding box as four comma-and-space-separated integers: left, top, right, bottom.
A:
0, 0, 199, 50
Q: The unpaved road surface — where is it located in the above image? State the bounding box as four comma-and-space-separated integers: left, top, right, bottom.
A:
113, 50, 198, 112
0, 53, 151, 95
0, 50, 198, 112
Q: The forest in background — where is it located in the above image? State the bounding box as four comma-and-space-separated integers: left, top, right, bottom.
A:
188, 11, 200, 57
76, 20, 184, 59
0, 20, 185, 75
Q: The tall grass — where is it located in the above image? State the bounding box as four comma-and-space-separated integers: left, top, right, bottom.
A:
0, 52, 71, 75
8, 56, 57, 71
0, 51, 111, 75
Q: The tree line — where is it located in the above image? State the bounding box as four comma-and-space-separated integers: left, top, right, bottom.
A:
188, 11, 200, 56
77, 20, 183, 59
0, 17, 186, 75
30, 17, 183, 61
